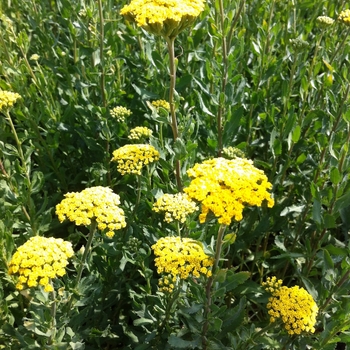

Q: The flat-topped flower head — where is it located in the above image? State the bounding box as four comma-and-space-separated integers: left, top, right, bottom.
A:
120, 0, 206, 39
263, 277, 318, 335
338, 9, 350, 26
128, 126, 153, 140
55, 186, 126, 238
152, 236, 213, 280
151, 99, 170, 111
111, 144, 160, 175
152, 193, 198, 223
0, 91, 21, 112
183, 157, 274, 225
110, 106, 132, 123
8, 236, 74, 292
316, 16, 334, 27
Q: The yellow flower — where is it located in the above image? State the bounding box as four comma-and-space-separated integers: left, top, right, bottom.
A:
151, 99, 170, 111
263, 277, 318, 335
0, 91, 21, 111
261, 276, 283, 295
128, 126, 153, 140
152, 193, 198, 223
338, 9, 350, 26
110, 106, 132, 122
8, 236, 74, 292
222, 146, 245, 159
316, 16, 334, 27
151, 236, 213, 280
55, 186, 126, 238
120, 0, 206, 38
30, 54, 40, 61
111, 144, 160, 175
183, 157, 274, 225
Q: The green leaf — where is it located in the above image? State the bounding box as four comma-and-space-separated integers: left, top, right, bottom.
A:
292, 125, 301, 143
312, 199, 322, 224
334, 191, 350, 212
330, 167, 341, 185
223, 271, 250, 292
168, 335, 201, 349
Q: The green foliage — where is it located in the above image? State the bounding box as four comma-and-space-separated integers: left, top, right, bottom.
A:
1, 0, 350, 349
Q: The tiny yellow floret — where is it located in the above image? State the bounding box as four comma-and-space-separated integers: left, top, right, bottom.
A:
128, 126, 153, 140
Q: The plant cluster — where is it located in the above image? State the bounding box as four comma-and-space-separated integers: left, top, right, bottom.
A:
1, 0, 350, 349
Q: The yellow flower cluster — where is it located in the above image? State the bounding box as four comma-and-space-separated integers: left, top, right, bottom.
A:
263, 277, 318, 335
183, 157, 274, 225
222, 146, 245, 159
55, 186, 126, 238
0, 91, 21, 111
261, 276, 283, 294
128, 126, 153, 140
338, 9, 350, 26
110, 106, 132, 122
158, 274, 177, 293
316, 16, 334, 27
111, 144, 160, 175
151, 99, 170, 111
120, 0, 206, 38
152, 236, 213, 280
8, 236, 74, 292
152, 193, 198, 223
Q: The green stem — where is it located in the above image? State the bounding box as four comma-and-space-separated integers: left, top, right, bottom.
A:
48, 283, 57, 345
75, 220, 97, 286
202, 224, 226, 349
4, 110, 31, 186
165, 36, 182, 191
97, 0, 106, 107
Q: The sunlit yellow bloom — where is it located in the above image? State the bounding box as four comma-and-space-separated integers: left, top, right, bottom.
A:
55, 186, 126, 238
8, 236, 73, 292
128, 126, 153, 140
263, 277, 318, 335
0, 91, 21, 111
183, 157, 274, 225
151, 99, 170, 111
338, 9, 350, 26
110, 106, 132, 122
120, 0, 206, 38
152, 193, 198, 223
111, 144, 159, 175
152, 236, 213, 280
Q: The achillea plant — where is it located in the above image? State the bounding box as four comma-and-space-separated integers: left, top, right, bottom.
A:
111, 144, 160, 175
8, 236, 74, 292
152, 193, 198, 223
0, 90, 21, 111
151, 99, 170, 111
110, 106, 132, 123
184, 157, 274, 225
55, 186, 126, 238
338, 9, 350, 26
262, 277, 318, 335
128, 126, 153, 140
152, 236, 213, 280
120, 0, 206, 39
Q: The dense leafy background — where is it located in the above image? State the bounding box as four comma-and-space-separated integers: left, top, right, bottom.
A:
1, 0, 350, 349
